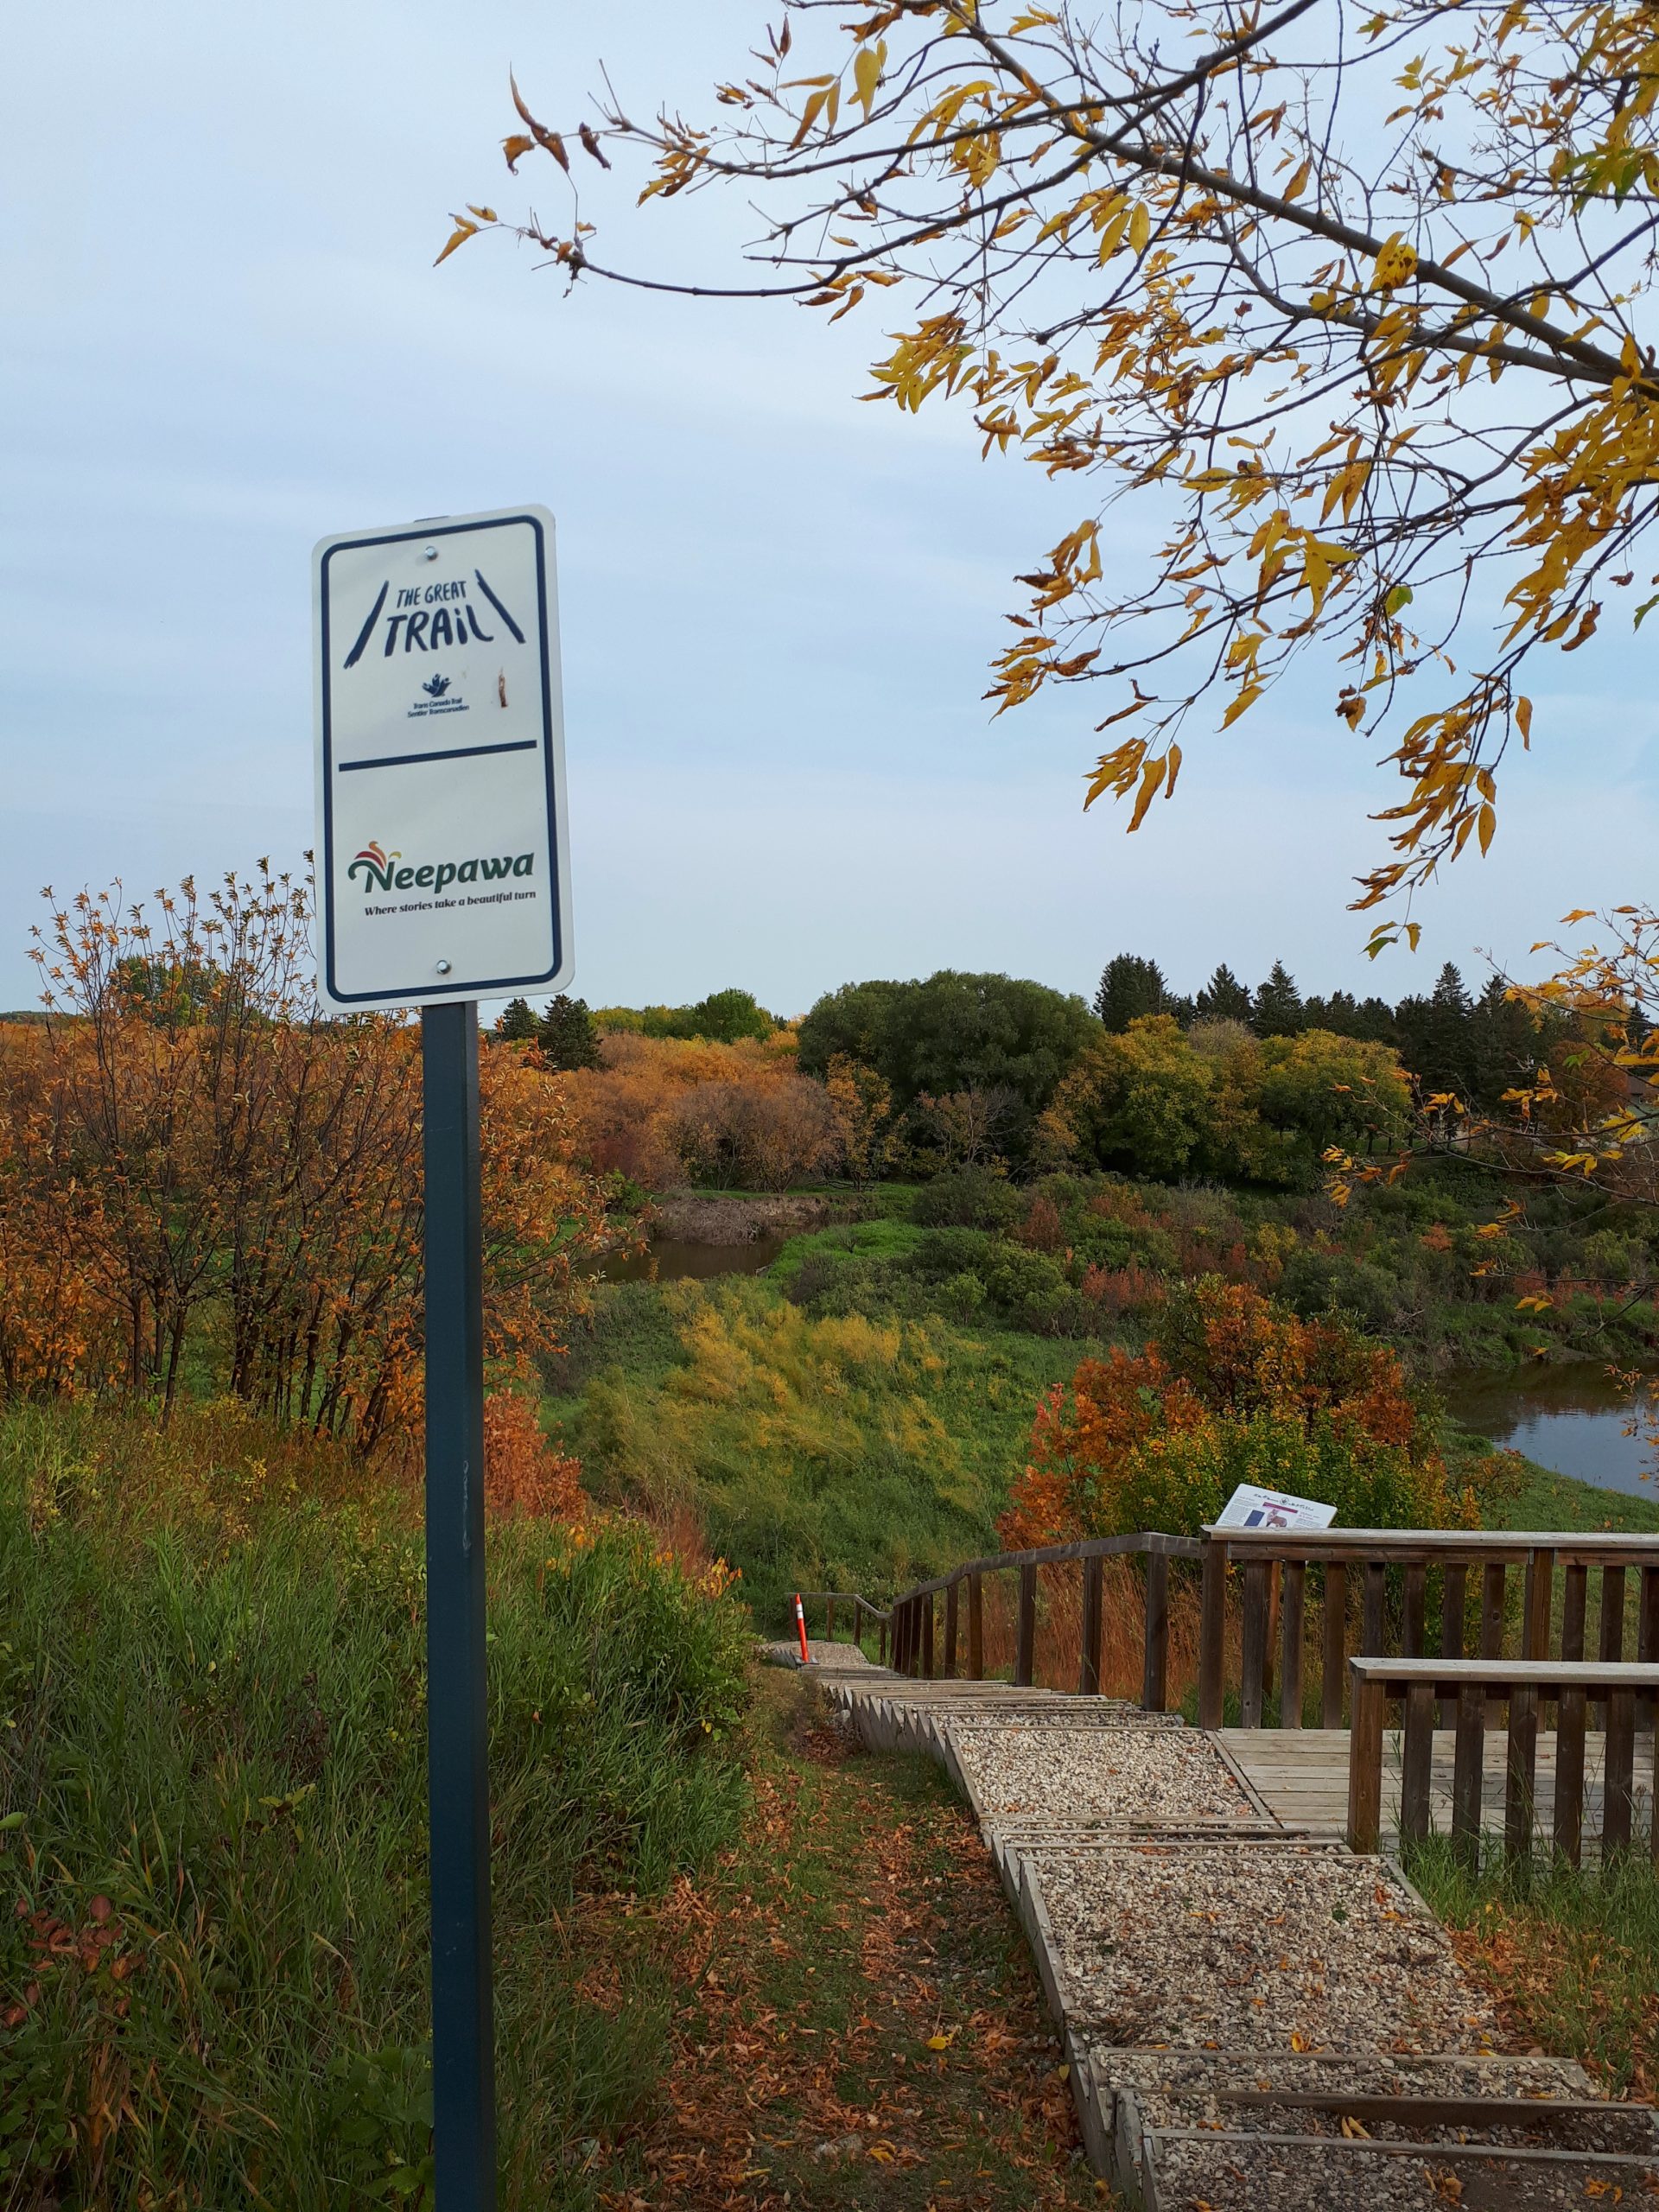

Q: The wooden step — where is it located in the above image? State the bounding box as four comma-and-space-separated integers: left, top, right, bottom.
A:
1141, 2128, 1659, 2209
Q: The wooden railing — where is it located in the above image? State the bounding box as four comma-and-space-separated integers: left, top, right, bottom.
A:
1346, 1656, 1659, 1865
802, 1532, 1203, 1707
1198, 1527, 1659, 1733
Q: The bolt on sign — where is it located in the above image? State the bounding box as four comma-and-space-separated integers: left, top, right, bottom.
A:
313, 505, 572, 1010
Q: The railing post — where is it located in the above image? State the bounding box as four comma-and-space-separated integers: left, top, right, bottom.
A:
1321, 1561, 1346, 1729
1360, 1560, 1386, 1659
1526, 1547, 1555, 1661
1080, 1554, 1103, 1697
1014, 1564, 1036, 1688
1199, 1535, 1226, 1732
1402, 1563, 1426, 1658
1141, 1550, 1168, 1713
1605, 1687, 1636, 1858
921, 1592, 936, 1680
1506, 1685, 1539, 1861
1439, 1562, 1466, 1729
1452, 1682, 1484, 1872
1555, 1564, 1588, 1867
1347, 1664, 1385, 1854
1239, 1562, 1268, 1729
968, 1573, 984, 1681
944, 1578, 958, 1678
1599, 1564, 1626, 1732
1400, 1681, 1435, 1845
1278, 1560, 1305, 1730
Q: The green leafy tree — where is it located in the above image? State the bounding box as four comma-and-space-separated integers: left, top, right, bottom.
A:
795, 979, 906, 1077
685, 988, 776, 1044
493, 995, 538, 1043
1252, 1032, 1414, 1159
1251, 963, 1306, 1039
535, 994, 601, 1071
1093, 954, 1168, 1033
1194, 965, 1251, 1024
1040, 1015, 1215, 1179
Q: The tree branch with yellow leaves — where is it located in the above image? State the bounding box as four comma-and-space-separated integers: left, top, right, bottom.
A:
442, 0, 1659, 940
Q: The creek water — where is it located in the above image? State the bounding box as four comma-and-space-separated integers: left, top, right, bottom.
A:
1441, 1363, 1659, 1499
597, 1233, 790, 1285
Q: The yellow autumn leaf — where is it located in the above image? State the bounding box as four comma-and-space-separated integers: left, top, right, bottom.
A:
925, 2032, 952, 2050
1220, 681, 1263, 728
434, 218, 479, 268
1128, 200, 1151, 253
854, 41, 886, 118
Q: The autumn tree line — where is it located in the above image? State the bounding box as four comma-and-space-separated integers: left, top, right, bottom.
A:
0, 871, 613, 1441
508, 944, 1597, 1199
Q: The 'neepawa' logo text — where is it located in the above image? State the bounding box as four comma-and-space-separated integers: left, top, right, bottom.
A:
347, 839, 535, 895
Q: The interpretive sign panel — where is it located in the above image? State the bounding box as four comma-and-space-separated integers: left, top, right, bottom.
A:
313, 505, 571, 1010
1213, 1484, 1338, 1533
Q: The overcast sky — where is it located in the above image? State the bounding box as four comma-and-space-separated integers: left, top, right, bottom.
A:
3, 2, 1653, 1020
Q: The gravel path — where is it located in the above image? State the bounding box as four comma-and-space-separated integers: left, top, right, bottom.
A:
1141, 2132, 1659, 2209
1032, 1841, 1497, 2054
950, 1724, 1256, 1825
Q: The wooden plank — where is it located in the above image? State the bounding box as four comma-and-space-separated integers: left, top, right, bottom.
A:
1599, 1563, 1627, 1732
1350, 1658, 1659, 1689
921, 1593, 935, 1680
1605, 1688, 1636, 1857
1440, 1561, 1467, 1730
1141, 1550, 1168, 1713
1199, 1541, 1227, 1732
1480, 1562, 1507, 1662
1014, 1564, 1036, 1688
1279, 1561, 1305, 1730
1554, 1682, 1586, 1869
943, 1578, 958, 1679
1361, 1561, 1387, 1659
1402, 1562, 1426, 1659
1348, 1672, 1386, 1853
1642, 1565, 1659, 1664
1527, 1546, 1556, 1661
1211, 1527, 1659, 1558
1079, 1554, 1103, 1697
1400, 1681, 1434, 1843
967, 1572, 983, 1682
1240, 1562, 1268, 1730
1321, 1561, 1347, 1730
1506, 1685, 1538, 1859
1452, 1685, 1484, 1872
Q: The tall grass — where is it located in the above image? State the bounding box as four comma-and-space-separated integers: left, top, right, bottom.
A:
0, 1402, 750, 2208
1408, 1834, 1659, 2095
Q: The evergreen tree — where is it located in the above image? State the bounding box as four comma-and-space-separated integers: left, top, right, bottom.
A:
1194, 963, 1251, 1022
1352, 996, 1400, 1046
1094, 954, 1168, 1032
1397, 963, 1476, 1097
493, 995, 537, 1042
536, 994, 601, 1070
1250, 962, 1305, 1037
1466, 974, 1541, 1109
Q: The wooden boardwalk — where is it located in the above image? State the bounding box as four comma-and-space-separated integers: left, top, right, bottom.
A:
1224, 1725, 1656, 1853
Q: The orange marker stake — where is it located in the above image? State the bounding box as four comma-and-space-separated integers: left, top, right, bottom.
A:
793, 1592, 811, 1666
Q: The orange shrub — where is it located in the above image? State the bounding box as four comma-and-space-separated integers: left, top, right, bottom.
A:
482, 1391, 585, 1522
1000, 1279, 1472, 1547
560, 1030, 836, 1190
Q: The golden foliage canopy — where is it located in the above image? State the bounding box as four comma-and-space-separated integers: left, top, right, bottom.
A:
454, 0, 1659, 934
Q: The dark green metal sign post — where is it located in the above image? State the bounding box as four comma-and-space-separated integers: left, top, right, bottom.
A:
422, 1001, 496, 2209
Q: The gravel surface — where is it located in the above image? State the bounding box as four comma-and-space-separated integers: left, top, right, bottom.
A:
950, 1725, 1256, 1825
1033, 1843, 1497, 2054
1086, 2047, 1648, 2153
755, 1640, 882, 1671
1141, 2131, 1659, 2209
